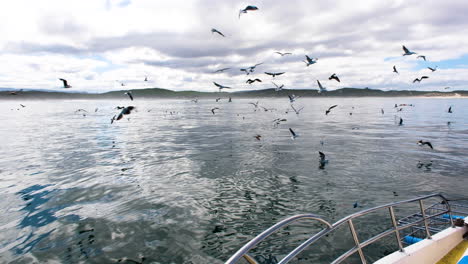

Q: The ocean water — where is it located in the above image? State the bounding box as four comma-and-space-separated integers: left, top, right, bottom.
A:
0, 97, 467, 263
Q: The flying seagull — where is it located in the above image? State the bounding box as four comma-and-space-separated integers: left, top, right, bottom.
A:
59, 78, 72, 88
290, 104, 304, 115
239, 5, 258, 18
448, 106, 452, 113
211, 28, 225, 37
255, 135, 262, 140
417, 140, 433, 149
317, 80, 327, 93
124, 91, 134, 101
444, 86, 451, 89
20, 104, 26, 108
304, 55, 318, 66
402, 45, 417, 56
246, 78, 262, 84
240, 63, 263, 75
325, 105, 338, 115
413, 76, 429, 83
329, 73, 340, 82
265, 72, 285, 78
289, 128, 298, 140
381, 108, 384, 114
215, 97, 221, 102
272, 81, 284, 91
399, 117, 403, 126
211, 107, 220, 115
288, 94, 299, 103
115, 106, 135, 122
393, 65, 399, 74
214, 68, 230, 73
427, 66, 437, 72
213, 82, 231, 91
319, 151, 328, 169
275, 52, 292, 56
144, 76, 148, 82
248, 101, 259, 108
417, 55, 426, 61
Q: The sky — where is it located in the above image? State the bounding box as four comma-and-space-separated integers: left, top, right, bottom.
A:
0, 0, 467, 93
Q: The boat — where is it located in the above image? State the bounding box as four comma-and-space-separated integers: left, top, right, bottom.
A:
226, 193, 468, 264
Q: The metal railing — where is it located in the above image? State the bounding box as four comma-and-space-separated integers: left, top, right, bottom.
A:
226, 193, 463, 264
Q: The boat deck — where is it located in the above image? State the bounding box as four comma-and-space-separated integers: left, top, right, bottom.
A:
437, 240, 468, 264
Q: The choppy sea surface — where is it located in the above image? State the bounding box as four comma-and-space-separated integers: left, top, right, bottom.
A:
0, 97, 467, 263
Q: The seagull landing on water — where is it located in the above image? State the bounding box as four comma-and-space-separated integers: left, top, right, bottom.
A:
211, 28, 225, 37
329, 73, 340, 82
239, 5, 258, 18
265, 72, 285, 78
413, 76, 429, 83
325, 105, 338, 115
289, 128, 298, 140
275, 52, 292, 56
59, 78, 72, 88
402, 45, 417, 56
272, 81, 284, 91
124, 91, 134, 101
317, 80, 327, 93
319, 151, 328, 169
213, 82, 231, 91
427, 66, 437, 72
393, 66, 399, 74
304, 55, 318, 66
417, 140, 433, 149
417, 55, 426, 61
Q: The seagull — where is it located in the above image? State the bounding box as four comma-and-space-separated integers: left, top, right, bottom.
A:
272, 81, 284, 91
241, 63, 263, 75
399, 117, 403, 126
211, 107, 220, 115
116, 106, 135, 121
448, 106, 452, 113
325, 105, 338, 115
381, 108, 385, 114
417, 55, 426, 61
417, 140, 433, 149
239, 5, 258, 18
255, 135, 262, 140
211, 28, 225, 37
246, 78, 262, 84
319, 151, 328, 169
289, 128, 298, 140
125, 91, 134, 101
328, 73, 340, 82
214, 68, 230, 73
317, 80, 327, 93
393, 191, 399, 197
144, 76, 148, 82
444, 86, 451, 89
249, 101, 259, 108
402, 45, 417, 56
304, 55, 318, 66
427, 66, 437, 72
191, 98, 198, 103
228, 97, 232, 102
275, 52, 292, 56
59, 78, 72, 88
290, 104, 304, 115
265, 72, 285, 78
413, 76, 429, 83
393, 65, 399, 74
213, 82, 231, 91
288, 94, 299, 103
272, 118, 287, 126
20, 104, 26, 108
75, 109, 88, 113
215, 98, 222, 102
240, 68, 250, 75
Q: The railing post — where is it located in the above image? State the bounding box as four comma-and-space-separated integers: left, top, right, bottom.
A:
388, 206, 404, 252
419, 200, 432, 239
348, 219, 367, 264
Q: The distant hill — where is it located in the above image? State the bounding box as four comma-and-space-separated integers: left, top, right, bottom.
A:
0, 87, 467, 99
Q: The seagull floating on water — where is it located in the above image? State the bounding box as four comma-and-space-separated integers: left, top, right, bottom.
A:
211, 28, 225, 37
304, 55, 318, 66
402, 45, 417, 56
265, 72, 285, 78
59, 78, 72, 88
213, 82, 231, 91
417, 140, 433, 149
329, 73, 340, 82
325, 105, 338, 115
239, 5, 258, 18
319, 151, 328, 169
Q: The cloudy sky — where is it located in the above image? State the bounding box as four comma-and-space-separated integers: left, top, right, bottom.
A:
1, 0, 467, 92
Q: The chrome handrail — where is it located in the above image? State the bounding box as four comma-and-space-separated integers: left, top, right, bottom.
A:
226, 193, 459, 264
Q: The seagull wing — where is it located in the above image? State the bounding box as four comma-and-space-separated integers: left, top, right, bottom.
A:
329, 105, 338, 111
289, 128, 296, 137
59, 78, 68, 87
213, 82, 222, 88
317, 80, 323, 90
319, 151, 325, 160
421, 76, 429, 79
402, 45, 410, 53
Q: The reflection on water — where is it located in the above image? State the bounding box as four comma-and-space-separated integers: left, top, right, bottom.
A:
0, 97, 467, 263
